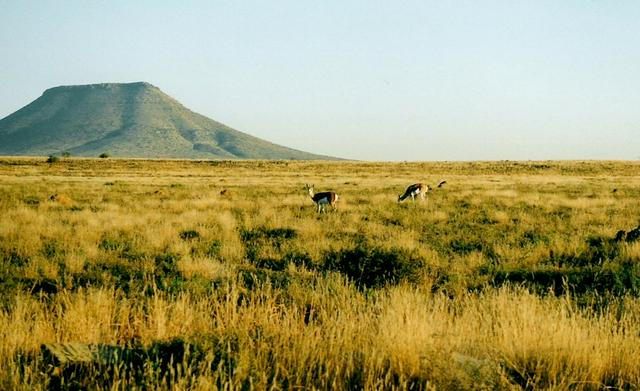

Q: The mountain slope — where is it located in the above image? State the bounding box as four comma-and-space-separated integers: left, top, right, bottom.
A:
0, 82, 335, 159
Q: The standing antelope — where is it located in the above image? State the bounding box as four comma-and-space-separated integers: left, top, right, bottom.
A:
305, 184, 339, 213
398, 181, 446, 203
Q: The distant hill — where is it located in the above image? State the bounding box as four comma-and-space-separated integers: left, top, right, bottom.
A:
0, 82, 336, 160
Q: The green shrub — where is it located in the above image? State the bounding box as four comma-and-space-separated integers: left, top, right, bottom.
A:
206, 240, 222, 258
240, 227, 298, 269
547, 235, 620, 268
41, 240, 64, 259
282, 250, 313, 268
6, 251, 29, 268
491, 264, 640, 297
519, 230, 549, 247
155, 253, 179, 276
240, 227, 296, 242
238, 266, 291, 291
323, 241, 424, 289
78, 261, 145, 293
179, 230, 200, 240
449, 238, 483, 254
99, 232, 132, 252
23, 195, 40, 205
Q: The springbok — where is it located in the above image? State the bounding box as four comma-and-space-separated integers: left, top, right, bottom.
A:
305, 184, 339, 213
398, 181, 446, 203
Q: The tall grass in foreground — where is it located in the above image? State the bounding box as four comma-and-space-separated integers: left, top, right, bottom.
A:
1, 158, 640, 389
3, 285, 640, 389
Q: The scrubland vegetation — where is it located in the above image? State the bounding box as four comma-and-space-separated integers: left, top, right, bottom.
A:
1, 157, 640, 390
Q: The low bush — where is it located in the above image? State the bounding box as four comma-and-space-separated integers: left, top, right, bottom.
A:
240, 226, 298, 269
179, 229, 200, 240
78, 261, 145, 293
206, 240, 223, 258
323, 241, 424, 289
99, 232, 132, 252
23, 195, 40, 205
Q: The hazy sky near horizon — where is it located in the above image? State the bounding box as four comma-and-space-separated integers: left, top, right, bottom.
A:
1, 1, 639, 161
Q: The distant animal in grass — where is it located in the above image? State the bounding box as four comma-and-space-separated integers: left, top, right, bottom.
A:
48, 193, 73, 206
305, 184, 339, 213
398, 181, 446, 203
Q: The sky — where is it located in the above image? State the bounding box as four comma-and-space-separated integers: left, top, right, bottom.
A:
1, 1, 639, 161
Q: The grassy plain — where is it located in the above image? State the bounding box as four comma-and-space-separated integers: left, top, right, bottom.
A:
1, 157, 640, 390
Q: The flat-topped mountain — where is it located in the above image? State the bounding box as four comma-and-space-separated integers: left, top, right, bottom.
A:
0, 82, 334, 159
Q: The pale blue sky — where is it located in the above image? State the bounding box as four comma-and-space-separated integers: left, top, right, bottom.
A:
1, 1, 639, 161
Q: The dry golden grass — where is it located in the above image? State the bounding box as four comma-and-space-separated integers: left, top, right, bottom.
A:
1, 157, 640, 389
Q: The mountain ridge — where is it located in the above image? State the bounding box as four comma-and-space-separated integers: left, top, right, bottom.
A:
0, 82, 336, 160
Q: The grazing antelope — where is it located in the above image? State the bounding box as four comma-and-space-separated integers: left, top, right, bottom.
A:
305, 184, 339, 213
398, 181, 446, 203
